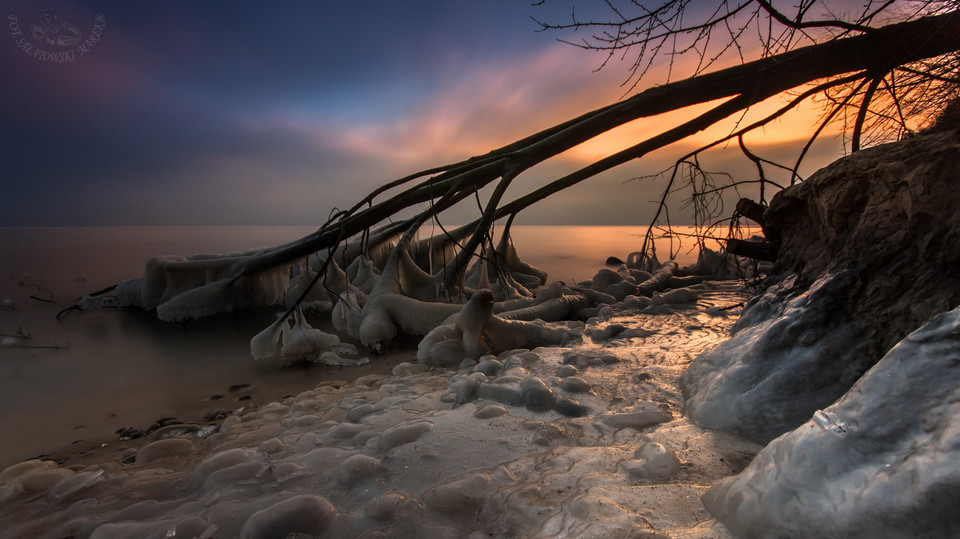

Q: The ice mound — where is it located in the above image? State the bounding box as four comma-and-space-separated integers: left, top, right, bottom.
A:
702, 305, 960, 538
681, 130, 960, 442
680, 272, 868, 441
0, 284, 759, 538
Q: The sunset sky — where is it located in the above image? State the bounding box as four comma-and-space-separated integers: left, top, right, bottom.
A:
1, 1, 851, 227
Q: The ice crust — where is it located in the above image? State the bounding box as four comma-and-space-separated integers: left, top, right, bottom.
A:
681, 131, 960, 443
703, 305, 960, 538
0, 284, 760, 538
680, 272, 869, 441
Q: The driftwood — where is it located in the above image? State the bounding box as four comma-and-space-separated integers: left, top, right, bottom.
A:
727, 238, 779, 262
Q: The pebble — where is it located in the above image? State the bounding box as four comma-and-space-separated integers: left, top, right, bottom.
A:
473, 405, 508, 419
560, 376, 591, 393
634, 442, 682, 476
220, 415, 241, 432
49, 469, 104, 500
203, 462, 264, 490
195, 448, 253, 481
599, 353, 620, 364
116, 427, 144, 441
602, 324, 627, 339
256, 402, 287, 419
422, 473, 491, 514
0, 460, 57, 482
474, 359, 503, 376
553, 398, 590, 417
477, 383, 524, 406
239, 495, 336, 539
378, 421, 433, 452
364, 491, 406, 521
455, 378, 479, 405
18, 469, 74, 494
521, 377, 557, 412
335, 454, 381, 484
150, 423, 200, 441
601, 404, 671, 430
622, 295, 652, 310
556, 365, 578, 378
346, 403, 376, 423
135, 438, 194, 464
259, 438, 283, 454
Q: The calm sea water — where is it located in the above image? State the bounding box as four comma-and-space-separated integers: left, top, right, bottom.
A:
0, 226, 719, 466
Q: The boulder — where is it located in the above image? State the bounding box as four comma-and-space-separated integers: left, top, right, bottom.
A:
681, 129, 960, 441
703, 305, 960, 538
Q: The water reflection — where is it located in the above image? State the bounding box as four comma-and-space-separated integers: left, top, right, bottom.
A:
0, 225, 720, 466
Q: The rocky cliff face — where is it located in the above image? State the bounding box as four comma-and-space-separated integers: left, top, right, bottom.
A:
680, 128, 960, 442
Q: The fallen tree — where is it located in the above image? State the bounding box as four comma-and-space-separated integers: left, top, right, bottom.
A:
69, 2, 960, 361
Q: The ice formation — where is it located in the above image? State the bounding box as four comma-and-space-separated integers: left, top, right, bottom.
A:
682, 130, 960, 442
680, 272, 866, 441
416, 289, 585, 368
0, 282, 761, 538
702, 305, 960, 538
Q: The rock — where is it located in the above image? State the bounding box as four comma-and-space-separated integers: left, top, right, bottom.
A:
681, 130, 960, 441
49, 470, 104, 500
0, 460, 57, 483
602, 324, 626, 339
477, 382, 524, 406
204, 462, 265, 490
335, 454, 381, 484
220, 415, 241, 432
474, 359, 503, 376
621, 295, 651, 310
604, 280, 638, 301
17, 469, 74, 494
601, 403, 670, 430
553, 397, 590, 417
195, 448, 255, 482
150, 423, 200, 441
346, 403, 376, 423
378, 421, 433, 452
560, 376, 591, 393
650, 287, 699, 305
364, 491, 407, 521
590, 268, 623, 291
620, 442, 681, 479
520, 377, 556, 412
703, 306, 960, 538
556, 364, 578, 378
259, 438, 283, 454
422, 473, 491, 514
135, 438, 194, 464
239, 495, 336, 539
605, 256, 625, 265
473, 405, 508, 419
455, 378, 479, 405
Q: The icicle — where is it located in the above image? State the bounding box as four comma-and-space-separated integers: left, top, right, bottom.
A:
281, 310, 341, 359
250, 319, 286, 360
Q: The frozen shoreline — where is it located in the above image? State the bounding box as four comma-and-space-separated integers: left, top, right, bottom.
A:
0, 281, 760, 538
